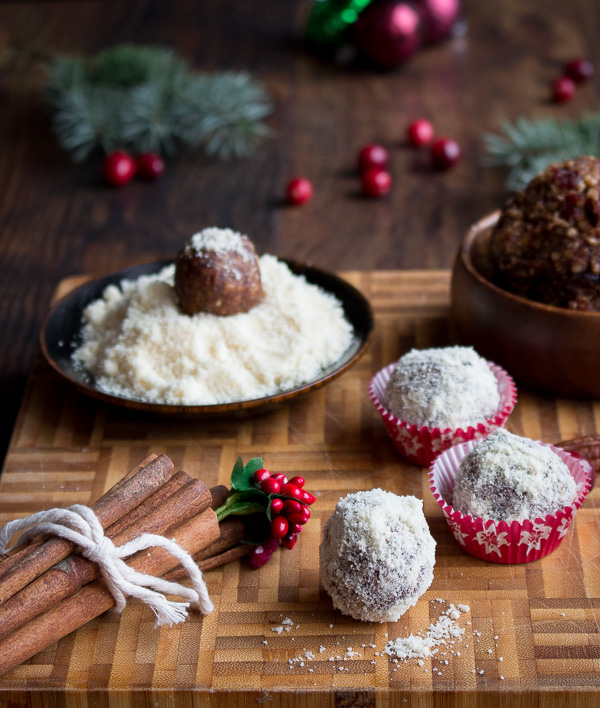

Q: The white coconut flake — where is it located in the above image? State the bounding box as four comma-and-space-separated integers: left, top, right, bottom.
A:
73, 255, 353, 405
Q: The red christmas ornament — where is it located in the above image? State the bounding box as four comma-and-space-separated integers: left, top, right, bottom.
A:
552, 76, 576, 103
286, 177, 313, 205
355, 1, 423, 69
565, 58, 594, 83
358, 143, 389, 172
362, 168, 393, 197
431, 136, 461, 169
417, 0, 461, 43
102, 151, 136, 187
406, 118, 435, 147
136, 152, 165, 180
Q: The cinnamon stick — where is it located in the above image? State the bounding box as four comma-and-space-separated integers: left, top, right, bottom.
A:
199, 543, 251, 572
0, 454, 175, 605
164, 518, 245, 581
0, 454, 161, 580
0, 476, 212, 640
0, 508, 220, 677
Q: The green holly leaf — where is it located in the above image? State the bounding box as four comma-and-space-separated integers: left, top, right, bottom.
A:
231, 456, 264, 491
216, 488, 267, 522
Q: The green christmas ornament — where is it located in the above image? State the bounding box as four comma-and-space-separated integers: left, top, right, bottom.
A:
305, 0, 375, 44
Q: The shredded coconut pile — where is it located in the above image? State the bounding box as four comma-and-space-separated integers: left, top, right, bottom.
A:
453, 429, 576, 522
72, 255, 353, 405
189, 227, 252, 260
383, 603, 470, 660
319, 489, 436, 623
384, 346, 500, 429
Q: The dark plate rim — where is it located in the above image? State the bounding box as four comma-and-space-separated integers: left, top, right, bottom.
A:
40, 258, 374, 416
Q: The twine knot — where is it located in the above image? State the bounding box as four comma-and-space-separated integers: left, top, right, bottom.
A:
0, 504, 213, 626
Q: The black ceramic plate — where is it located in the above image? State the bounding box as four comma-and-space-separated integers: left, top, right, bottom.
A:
40, 259, 374, 416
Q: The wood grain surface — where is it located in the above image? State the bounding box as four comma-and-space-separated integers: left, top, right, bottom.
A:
1, 270, 600, 707
2, 0, 600, 468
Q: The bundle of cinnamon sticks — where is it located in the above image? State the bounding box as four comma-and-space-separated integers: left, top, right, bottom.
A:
0, 453, 250, 677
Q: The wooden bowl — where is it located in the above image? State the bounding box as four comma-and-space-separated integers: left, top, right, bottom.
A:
451, 211, 600, 399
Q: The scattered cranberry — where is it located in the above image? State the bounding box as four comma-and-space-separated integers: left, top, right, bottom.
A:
271, 473, 287, 484
253, 469, 271, 484
565, 58, 594, 83
283, 499, 302, 515
406, 119, 435, 147
286, 177, 313, 205
430, 137, 461, 170
358, 143, 389, 172
552, 76, 576, 103
288, 476, 305, 488
260, 477, 281, 495
280, 483, 303, 500
136, 152, 165, 180
281, 533, 298, 550
102, 151, 136, 187
361, 168, 392, 197
299, 490, 316, 505
270, 498, 283, 515
270, 515, 289, 539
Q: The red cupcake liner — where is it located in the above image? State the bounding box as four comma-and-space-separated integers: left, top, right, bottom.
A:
429, 439, 594, 564
368, 361, 517, 467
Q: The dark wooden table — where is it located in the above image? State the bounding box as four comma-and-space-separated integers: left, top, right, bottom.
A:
0, 0, 598, 464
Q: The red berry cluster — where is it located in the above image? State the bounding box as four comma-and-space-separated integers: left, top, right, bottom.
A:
551, 57, 594, 103
102, 150, 165, 187
253, 468, 315, 550
406, 118, 461, 170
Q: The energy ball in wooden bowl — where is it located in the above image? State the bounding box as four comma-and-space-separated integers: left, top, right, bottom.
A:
490, 155, 600, 311
175, 227, 264, 316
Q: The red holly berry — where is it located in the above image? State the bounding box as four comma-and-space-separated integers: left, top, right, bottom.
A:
361, 168, 392, 197
253, 468, 271, 484
271, 473, 288, 484
288, 476, 305, 488
299, 490, 316, 505
283, 499, 302, 516
282, 533, 298, 550
287, 511, 309, 526
552, 76, 576, 103
430, 137, 461, 170
288, 522, 303, 535
280, 483, 303, 500
565, 58, 594, 83
286, 177, 313, 205
248, 536, 280, 568
270, 515, 289, 539
260, 478, 281, 495
406, 119, 435, 147
136, 152, 165, 180
358, 144, 389, 172
102, 151, 136, 187
270, 498, 284, 515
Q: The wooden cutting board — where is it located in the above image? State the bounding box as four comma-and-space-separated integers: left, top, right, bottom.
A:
1, 270, 599, 708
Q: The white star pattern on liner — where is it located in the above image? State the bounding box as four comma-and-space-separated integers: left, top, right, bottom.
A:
447, 518, 469, 546
519, 523, 552, 551
474, 527, 509, 556
556, 516, 573, 539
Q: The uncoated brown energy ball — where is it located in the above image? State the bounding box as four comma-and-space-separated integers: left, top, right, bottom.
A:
175, 228, 264, 316
490, 155, 600, 311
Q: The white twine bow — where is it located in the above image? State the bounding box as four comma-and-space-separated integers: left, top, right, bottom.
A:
0, 505, 213, 627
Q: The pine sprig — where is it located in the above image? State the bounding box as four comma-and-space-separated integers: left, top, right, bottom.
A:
45, 45, 273, 162
484, 113, 600, 190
